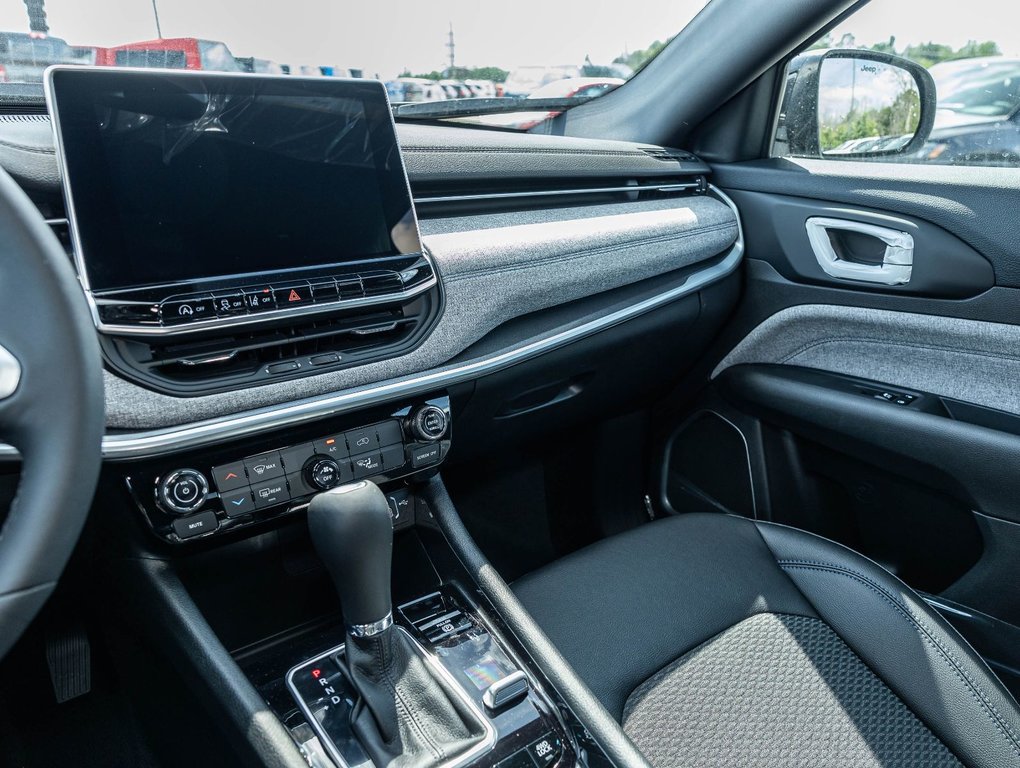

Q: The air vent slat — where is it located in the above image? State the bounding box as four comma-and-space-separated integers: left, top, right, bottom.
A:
105, 294, 436, 396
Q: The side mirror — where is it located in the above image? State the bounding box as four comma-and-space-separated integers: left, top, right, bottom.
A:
778, 49, 937, 159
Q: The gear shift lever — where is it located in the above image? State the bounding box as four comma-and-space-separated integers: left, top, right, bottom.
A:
308, 481, 484, 768
308, 481, 394, 636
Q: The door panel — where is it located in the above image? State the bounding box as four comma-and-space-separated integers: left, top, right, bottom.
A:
658, 156, 1020, 697
713, 304, 1020, 417
714, 159, 1020, 286
726, 190, 994, 297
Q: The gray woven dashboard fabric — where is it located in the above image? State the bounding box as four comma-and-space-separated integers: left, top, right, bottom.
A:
103, 196, 737, 428
623, 613, 960, 768
713, 304, 1020, 417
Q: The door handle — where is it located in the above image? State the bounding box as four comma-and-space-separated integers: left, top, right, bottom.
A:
805, 217, 913, 285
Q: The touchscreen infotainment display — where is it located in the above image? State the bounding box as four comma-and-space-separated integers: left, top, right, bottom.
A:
47, 68, 421, 293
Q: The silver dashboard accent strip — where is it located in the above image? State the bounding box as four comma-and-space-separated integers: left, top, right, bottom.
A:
416, 181, 699, 204
0, 345, 21, 400
0, 187, 742, 461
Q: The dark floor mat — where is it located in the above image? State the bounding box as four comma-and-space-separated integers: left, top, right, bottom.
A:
0, 632, 160, 768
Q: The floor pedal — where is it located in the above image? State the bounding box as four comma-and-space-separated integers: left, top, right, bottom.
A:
45, 626, 91, 703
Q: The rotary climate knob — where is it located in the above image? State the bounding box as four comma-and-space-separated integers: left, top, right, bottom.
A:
158, 469, 209, 515
410, 405, 448, 442
306, 457, 342, 491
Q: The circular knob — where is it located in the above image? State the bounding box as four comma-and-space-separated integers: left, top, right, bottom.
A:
306, 457, 342, 491
410, 405, 448, 442
158, 469, 209, 515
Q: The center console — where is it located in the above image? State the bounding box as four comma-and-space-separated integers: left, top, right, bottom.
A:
287, 588, 571, 768
46, 69, 597, 768
280, 476, 575, 768
114, 390, 584, 768
127, 398, 451, 544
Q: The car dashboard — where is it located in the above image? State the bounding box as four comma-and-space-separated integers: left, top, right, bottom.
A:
0, 69, 742, 768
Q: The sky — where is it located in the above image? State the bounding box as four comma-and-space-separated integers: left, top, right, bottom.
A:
0, 0, 1018, 80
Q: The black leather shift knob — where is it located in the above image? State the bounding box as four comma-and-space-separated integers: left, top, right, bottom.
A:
308, 480, 393, 628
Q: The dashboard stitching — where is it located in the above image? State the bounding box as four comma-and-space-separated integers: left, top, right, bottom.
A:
0, 138, 55, 155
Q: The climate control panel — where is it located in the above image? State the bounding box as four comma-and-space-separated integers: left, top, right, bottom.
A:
127, 397, 451, 544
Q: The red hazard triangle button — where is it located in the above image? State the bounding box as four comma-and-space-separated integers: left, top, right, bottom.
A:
273, 284, 312, 306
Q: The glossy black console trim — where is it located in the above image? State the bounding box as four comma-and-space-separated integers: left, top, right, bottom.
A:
93, 259, 438, 337
286, 627, 496, 768
124, 397, 450, 545
421, 476, 653, 768
115, 556, 310, 768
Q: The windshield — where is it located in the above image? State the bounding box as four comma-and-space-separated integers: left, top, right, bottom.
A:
0, 0, 710, 129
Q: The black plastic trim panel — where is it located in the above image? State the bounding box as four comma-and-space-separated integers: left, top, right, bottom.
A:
715, 159, 1020, 287
725, 189, 994, 298
718, 364, 1020, 527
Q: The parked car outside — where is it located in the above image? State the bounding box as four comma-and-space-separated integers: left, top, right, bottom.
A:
502, 64, 582, 97
96, 38, 241, 71
459, 76, 624, 130
0, 31, 90, 82
235, 56, 285, 75
439, 79, 471, 98
386, 77, 449, 103
464, 79, 497, 98
320, 66, 363, 78
915, 56, 1020, 165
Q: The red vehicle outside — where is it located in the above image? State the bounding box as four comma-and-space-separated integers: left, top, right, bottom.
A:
95, 38, 240, 71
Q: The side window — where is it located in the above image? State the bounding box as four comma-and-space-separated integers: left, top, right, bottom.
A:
773, 0, 1020, 168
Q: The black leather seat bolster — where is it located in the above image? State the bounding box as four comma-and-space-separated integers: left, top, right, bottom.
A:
512, 513, 1020, 768
756, 521, 1020, 768
511, 513, 819, 721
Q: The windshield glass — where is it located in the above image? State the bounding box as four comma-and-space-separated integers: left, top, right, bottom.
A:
0, 0, 710, 129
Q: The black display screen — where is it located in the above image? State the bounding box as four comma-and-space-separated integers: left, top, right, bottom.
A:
48, 68, 421, 292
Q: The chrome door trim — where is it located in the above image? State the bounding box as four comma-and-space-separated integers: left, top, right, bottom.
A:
806, 216, 914, 286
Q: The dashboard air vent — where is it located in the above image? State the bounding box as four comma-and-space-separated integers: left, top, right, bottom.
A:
0, 113, 50, 123
639, 147, 699, 163
102, 292, 441, 396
